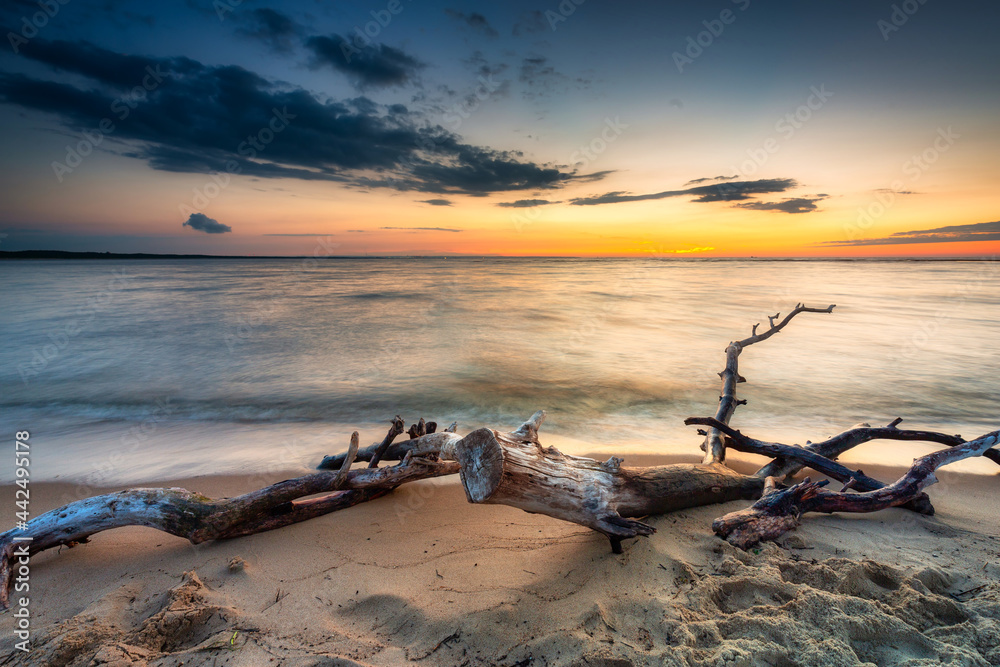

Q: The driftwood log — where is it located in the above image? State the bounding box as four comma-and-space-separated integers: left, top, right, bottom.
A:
454, 412, 762, 553
2, 303, 998, 608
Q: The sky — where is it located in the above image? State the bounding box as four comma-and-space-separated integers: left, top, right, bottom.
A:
0, 0, 998, 257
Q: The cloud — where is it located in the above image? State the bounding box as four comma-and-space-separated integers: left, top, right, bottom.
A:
0, 38, 594, 195
445, 9, 498, 38
684, 174, 738, 186
516, 55, 591, 103
305, 34, 423, 89
513, 10, 548, 36
570, 178, 798, 206
236, 8, 300, 53
398, 146, 580, 194
12, 36, 202, 89
875, 188, 918, 195
496, 199, 555, 207
464, 51, 508, 78
733, 196, 826, 214
379, 227, 463, 232
821, 220, 1000, 247
520, 55, 558, 86
183, 213, 231, 234
419, 199, 452, 206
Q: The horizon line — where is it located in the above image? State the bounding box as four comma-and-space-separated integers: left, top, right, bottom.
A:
1, 250, 997, 262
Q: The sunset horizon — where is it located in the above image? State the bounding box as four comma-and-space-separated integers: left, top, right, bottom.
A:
2, 1, 998, 258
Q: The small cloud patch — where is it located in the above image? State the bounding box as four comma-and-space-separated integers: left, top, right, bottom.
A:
496, 199, 555, 208
183, 213, 231, 234
380, 226, 463, 232
734, 196, 826, 214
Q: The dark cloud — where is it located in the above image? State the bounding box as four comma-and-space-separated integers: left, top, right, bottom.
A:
0, 38, 592, 195
684, 175, 738, 186
464, 51, 508, 78
496, 199, 555, 207
733, 197, 826, 214
444, 9, 498, 38
12, 37, 201, 89
400, 146, 574, 194
822, 220, 1000, 247
419, 199, 452, 206
513, 10, 548, 36
570, 179, 798, 206
236, 8, 300, 53
305, 34, 423, 89
379, 227, 463, 232
183, 213, 231, 234
519, 55, 557, 84
518, 55, 587, 101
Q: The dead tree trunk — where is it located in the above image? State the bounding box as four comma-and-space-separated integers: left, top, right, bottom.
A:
454, 412, 763, 552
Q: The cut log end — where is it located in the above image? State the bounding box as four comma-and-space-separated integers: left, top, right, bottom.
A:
455, 428, 506, 504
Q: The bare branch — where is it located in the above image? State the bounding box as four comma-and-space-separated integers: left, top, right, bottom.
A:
510, 409, 546, 443
713, 429, 1000, 548
332, 431, 359, 488
702, 303, 836, 465
754, 419, 989, 480
685, 417, 933, 514
368, 416, 406, 468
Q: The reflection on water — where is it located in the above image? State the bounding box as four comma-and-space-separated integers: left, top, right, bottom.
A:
1, 258, 997, 482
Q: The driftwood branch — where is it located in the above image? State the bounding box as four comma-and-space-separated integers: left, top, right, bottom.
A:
703, 303, 835, 464
318, 429, 460, 470
0, 422, 458, 609
367, 416, 405, 468
712, 429, 1000, 548
684, 417, 934, 514
755, 419, 986, 480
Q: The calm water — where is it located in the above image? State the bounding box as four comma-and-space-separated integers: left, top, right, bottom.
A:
1, 258, 998, 484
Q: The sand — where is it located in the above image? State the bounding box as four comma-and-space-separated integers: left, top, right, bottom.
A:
1, 462, 998, 667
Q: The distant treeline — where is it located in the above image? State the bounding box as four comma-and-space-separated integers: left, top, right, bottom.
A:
2, 250, 302, 260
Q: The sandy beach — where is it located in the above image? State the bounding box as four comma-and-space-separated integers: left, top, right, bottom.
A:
3, 0, 999, 659
2, 456, 998, 667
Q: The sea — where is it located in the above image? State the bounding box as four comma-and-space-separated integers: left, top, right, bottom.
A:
1, 257, 998, 485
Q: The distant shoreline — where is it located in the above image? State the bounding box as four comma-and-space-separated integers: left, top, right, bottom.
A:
1, 250, 997, 261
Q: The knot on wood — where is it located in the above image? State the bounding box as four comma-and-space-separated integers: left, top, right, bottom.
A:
602, 456, 624, 472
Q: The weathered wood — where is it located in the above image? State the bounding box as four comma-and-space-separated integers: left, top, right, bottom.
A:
456, 411, 764, 552
0, 430, 458, 609
367, 416, 405, 468
712, 429, 1000, 548
685, 416, 935, 514
755, 419, 979, 480
703, 303, 835, 464
319, 430, 460, 469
